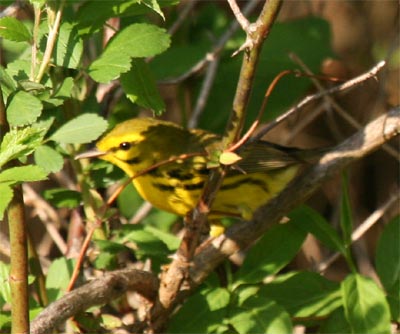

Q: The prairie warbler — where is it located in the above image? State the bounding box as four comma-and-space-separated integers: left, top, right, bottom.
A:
77, 118, 320, 223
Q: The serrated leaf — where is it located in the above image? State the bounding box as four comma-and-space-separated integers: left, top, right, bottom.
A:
120, 58, 165, 115
0, 17, 31, 42
89, 23, 170, 83
229, 296, 292, 334
0, 126, 46, 168
43, 188, 82, 209
233, 222, 306, 286
50, 114, 108, 144
341, 274, 391, 334
0, 165, 47, 184
0, 184, 13, 220
34, 145, 64, 173
54, 22, 83, 69
7, 91, 43, 126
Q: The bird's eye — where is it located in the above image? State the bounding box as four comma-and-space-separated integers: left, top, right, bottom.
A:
119, 142, 131, 151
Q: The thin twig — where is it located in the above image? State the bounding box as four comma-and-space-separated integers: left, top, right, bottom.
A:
160, 0, 260, 85
188, 56, 220, 128
317, 190, 400, 273
290, 54, 399, 161
168, 0, 199, 36
227, 0, 251, 33
253, 60, 387, 141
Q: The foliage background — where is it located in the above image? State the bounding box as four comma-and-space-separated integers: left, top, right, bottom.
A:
0, 0, 398, 333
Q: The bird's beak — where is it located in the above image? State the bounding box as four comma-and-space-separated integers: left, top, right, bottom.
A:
75, 148, 106, 160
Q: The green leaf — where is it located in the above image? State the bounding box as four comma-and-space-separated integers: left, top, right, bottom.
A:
89, 23, 170, 83
0, 17, 31, 42
46, 258, 75, 302
339, 174, 356, 271
7, 91, 43, 126
119, 224, 170, 269
340, 173, 353, 246
144, 225, 180, 251
0, 66, 17, 100
375, 216, 400, 321
376, 216, 400, 290
233, 222, 306, 286
54, 22, 83, 69
0, 126, 46, 168
229, 296, 292, 334
290, 206, 346, 254
50, 114, 108, 144
34, 145, 64, 173
319, 307, 351, 333
142, 0, 165, 19
341, 274, 391, 334
0, 165, 47, 184
120, 58, 165, 115
168, 288, 229, 333
0, 184, 13, 220
259, 271, 341, 317
43, 188, 82, 209
93, 240, 134, 270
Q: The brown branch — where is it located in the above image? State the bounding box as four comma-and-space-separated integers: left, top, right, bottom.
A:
30, 268, 159, 334
190, 106, 399, 285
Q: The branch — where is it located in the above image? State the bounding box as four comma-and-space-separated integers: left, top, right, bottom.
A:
190, 106, 400, 284
30, 268, 159, 334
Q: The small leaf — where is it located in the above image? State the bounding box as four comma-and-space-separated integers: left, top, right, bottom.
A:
0, 126, 46, 168
43, 188, 82, 209
7, 91, 43, 126
34, 145, 64, 173
50, 114, 108, 144
219, 151, 242, 165
142, 0, 165, 19
0, 17, 31, 42
0, 165, 47, 184
120, 58, 165, 115
0, 184, 13, 220
89, 23, 170, 83
341, 274, 391, 334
